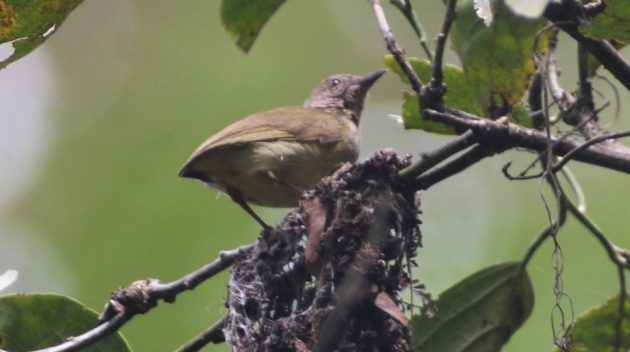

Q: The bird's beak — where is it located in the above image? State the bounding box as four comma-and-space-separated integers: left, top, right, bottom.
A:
358, 69, 387, 91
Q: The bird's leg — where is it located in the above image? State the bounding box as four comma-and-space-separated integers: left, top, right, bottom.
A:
265, 170, 305, 195
225, 187, 274, 236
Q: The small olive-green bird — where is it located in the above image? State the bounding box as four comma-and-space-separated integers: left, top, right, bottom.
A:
179, 70, 385, 229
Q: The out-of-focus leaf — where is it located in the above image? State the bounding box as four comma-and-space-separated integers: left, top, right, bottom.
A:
505, 0, 550, 19
580, 0, 630, 43
474, 0, 493, 26
220, 0, 286, 53
552, 296, 630, 352
0, 270, 17, 292
0, 0, 83, 70
412, 262, 534, 351
0, 293, 130, 351
451, 0, 547, 118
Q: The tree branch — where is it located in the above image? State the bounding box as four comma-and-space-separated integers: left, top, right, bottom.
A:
423, 109, 630, 174
503, 131, 630, 180
413, 143, 500, 190
176, 315, 227, 352
397, 130, 477, 182
430, 0, 457, 93
370, 0, 423, 93
37, 243, 255, 352
390, 0, 433, 61
544, 0, 630, 91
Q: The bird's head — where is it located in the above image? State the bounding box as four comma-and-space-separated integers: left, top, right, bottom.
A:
304, 70, 386, 124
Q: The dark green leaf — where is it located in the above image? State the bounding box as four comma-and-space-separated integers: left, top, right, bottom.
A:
451, 0, 546, 118
412, 262, 534, 351
579, 0, 630, 43
0, 0, 83, 70
0, 293, 130, 351
553, 296, 630, 352
220, 0, 286, 53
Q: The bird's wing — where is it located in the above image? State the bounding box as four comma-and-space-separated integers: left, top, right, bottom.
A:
186, 107, 349, 157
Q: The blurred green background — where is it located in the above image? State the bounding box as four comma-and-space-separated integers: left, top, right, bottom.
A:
1, 1, 629, 351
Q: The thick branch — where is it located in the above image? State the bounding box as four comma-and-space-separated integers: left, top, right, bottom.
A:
398, 130, 477, 182
423, 109, 630, 174
413, 143, 499, 190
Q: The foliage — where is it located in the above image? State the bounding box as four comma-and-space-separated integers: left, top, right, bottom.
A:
412, 263, 534, 351
580, 0, 630, 43
553, 296, 630, 351
2, 0, 630, 351
0, 293, 130, 351
220, 0, 286, 52
0, 0, 83, 70
451, 0, 546, 119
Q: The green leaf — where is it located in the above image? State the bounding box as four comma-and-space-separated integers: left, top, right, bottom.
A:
385, 55, 481, 134
220, 0, 286, 53
0, 0, 84, 70
451, 0, 547, 118
401, 90, 455, 134
412, 262, 534, 351
579, 0, 630, 43
552, 296, 630, 352
0, 293, 130, 351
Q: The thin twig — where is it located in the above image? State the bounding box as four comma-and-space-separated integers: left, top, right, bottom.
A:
390, 0, 433, 60
37, 243, 255, 352
370, 0, 424, 93
503, 131, 630, 180
518, 178, 568, 272
615, 267, 627, 352
176, 315, 227, 352
413, 143, 501, 190
577, 44, 594, 103
545, 29, 576, 112
397, 130, 477, 182
430, 0, 457, 92
32, 308, 133, 352
567, 202, 630, 270
566, 197, 630, 351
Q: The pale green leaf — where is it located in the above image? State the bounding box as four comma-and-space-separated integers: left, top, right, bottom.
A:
412, 262, 534, 351
220, 0, 286, 53
401, 91, 455, 134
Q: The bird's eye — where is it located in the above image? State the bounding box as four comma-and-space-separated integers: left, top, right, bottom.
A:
331, 78, 340, 87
